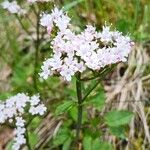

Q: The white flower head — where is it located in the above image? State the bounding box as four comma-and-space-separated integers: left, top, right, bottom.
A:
40, 7, 70, 35
1, 0, 26, 15
0, 93, 47, 149
39, 7, 133, 81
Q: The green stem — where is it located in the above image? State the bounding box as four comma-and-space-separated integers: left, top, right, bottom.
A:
82, 65, 116, 102
76, 72, 83, 141
80, 68, 107, 81
82, 80, 100, 102
15, 15, 34, 41
25, 128, 32, 150
33, 9, 40, 91
16, 15, 30, 35
74, 65, 116, 146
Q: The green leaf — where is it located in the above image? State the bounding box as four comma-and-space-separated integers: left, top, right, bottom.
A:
63, 0, 85, 11
83, 136, 92, 150
92, 138, 101, 150
53, 134, 69, 146
62, 137, 72, 150
90, 117, 102, 127
92, 139, 112, 150
104, 110, 134, 127
109, 126, 126, 139
55, 101, 74, 115
83, 136, 113, 150
99, 142, 112, 150
0, 92, 12, 100
53, 128, 70, 146
68, 106, 77, 121
84, 128, 101, 139
86, 90, 105, 110
28, 132, 38, 149
68, 106, 88, 123
30, 117, 41, 129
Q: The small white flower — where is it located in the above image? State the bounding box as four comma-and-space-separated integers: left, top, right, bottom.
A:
40, 7, 70, 33
40, 14, 53, 27
14, 134, 26, 144
14, 126, 26, 135
16, 117, 25, 127
30, 95, 40, 106
60, 65, 74, 81
99, 26, 112, 42
36, 104, 47, 115
1, 0, 10, 9
39, 58, 53, 79
29, 104, 47, 115
54, 15, 70, 31
0, 112, 5, 123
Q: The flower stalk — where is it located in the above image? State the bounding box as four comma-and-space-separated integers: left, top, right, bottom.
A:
34, 8, 40, 91
76, 72, 83, 142
25, 129, 32, 150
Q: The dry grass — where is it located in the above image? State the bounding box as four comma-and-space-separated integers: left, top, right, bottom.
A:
103, 43, 150, 149
34, 114, 62, 149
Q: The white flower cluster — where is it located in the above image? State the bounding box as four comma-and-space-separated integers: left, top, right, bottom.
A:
27, 0, 50, 3
12, 117, 26, 150
40, 8, 71, 34
1, 0, 26, 14
0, 93, 47, 150
40, 8, 134, 81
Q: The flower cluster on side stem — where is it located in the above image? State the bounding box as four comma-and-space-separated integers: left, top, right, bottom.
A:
39, 8, 134, 81
1, 0, 51, 15
0, 93, 47, 150
1, 0, 26, 14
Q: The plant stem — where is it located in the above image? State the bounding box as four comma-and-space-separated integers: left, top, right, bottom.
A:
25, 128, 32, 150
75, 65, 116, 143
34, 9, 40, 91
80, 70, 106, 81
15, 15, 34, 41
16, 15, 30, 35
82, 80, 100, 102
76, 72, 83, 142
82, 65, 116, 102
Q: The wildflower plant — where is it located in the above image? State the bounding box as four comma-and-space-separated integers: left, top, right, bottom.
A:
1, 0, 134, 149
39, 7, 134, 147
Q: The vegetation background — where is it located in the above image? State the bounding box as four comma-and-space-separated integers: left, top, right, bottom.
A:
0, 0, 150, 149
